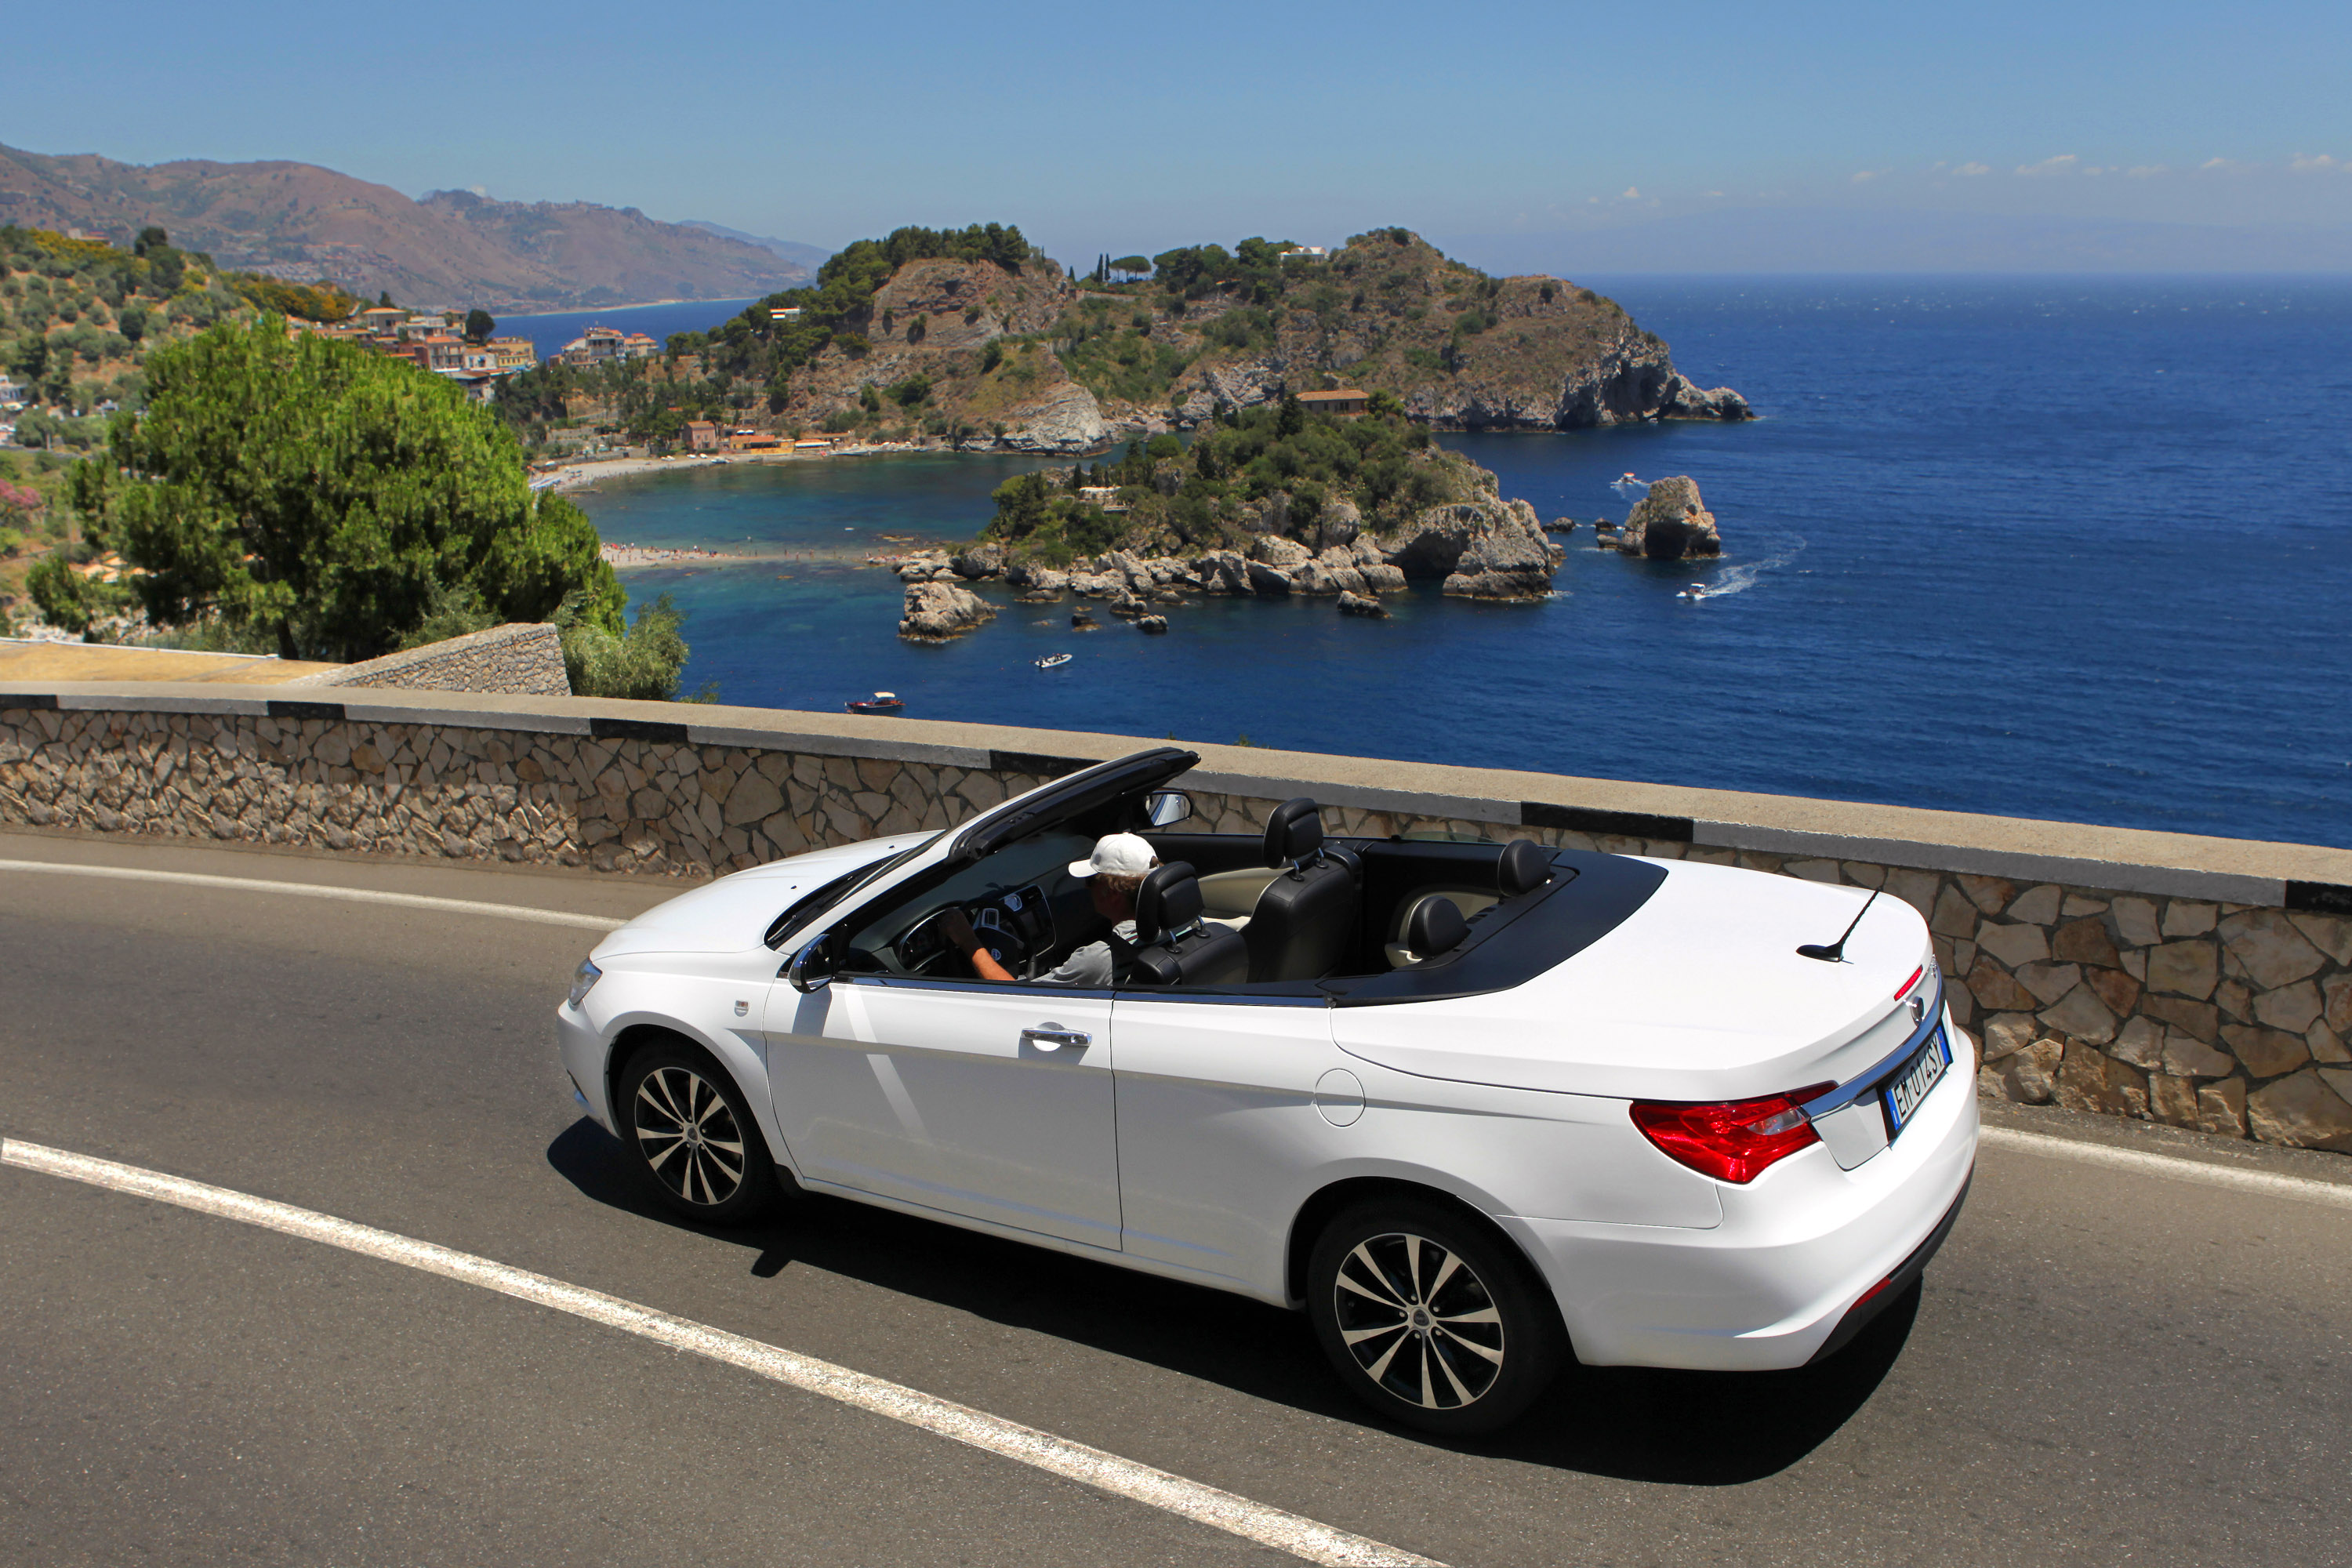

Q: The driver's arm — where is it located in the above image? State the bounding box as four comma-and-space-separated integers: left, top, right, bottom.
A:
942, 907, 1017, 983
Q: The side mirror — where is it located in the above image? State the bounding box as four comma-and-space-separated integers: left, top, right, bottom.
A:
1144, 790, 1193, 828
785, 931, 841, 993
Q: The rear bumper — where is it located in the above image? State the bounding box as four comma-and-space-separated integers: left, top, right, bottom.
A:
1502, 1025, 1980, 1372
1804, 1165, 1971, 1365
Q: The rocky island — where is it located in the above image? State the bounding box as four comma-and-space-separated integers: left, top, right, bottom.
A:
497, 223, 1749, 456
884, 398, 1561, 639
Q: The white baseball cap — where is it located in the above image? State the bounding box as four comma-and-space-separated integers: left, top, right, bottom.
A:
1069, 832, 1158, 880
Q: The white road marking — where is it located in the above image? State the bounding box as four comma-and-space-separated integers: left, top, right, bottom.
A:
1981, 1126, 2352, 1211
0, 1138, 1443, 1568
0, 859, 625, 932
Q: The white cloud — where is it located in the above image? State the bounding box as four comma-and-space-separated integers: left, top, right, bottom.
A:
2016, 154, 2078, 176
1702, 190, 1725, 198
2201, 156, 2233, 169
1954, 162, 1991, 176
2290, 153, 2339, 172
1621, 186, 1640, 200
2126, 165, 2167, 178
1850, 169, 1889, 183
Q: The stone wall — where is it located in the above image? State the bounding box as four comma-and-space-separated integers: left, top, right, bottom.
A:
289, 622, 568, 696
3, 682, 2349, 1154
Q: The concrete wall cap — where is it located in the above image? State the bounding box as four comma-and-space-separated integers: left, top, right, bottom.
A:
5, 681, 2348, 895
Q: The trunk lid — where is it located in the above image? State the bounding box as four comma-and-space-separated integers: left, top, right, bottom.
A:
1332, 858, 1936, 1103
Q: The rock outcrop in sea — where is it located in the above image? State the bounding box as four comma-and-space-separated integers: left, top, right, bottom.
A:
1616, 476, 1722, 561
898, 579, 996, 641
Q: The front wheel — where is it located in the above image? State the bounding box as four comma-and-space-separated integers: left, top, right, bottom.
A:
616, 1042, 779, 1225
1306, 1198, 1566, 1436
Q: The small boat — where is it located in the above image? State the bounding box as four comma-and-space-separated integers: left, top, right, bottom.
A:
1035, 653, 1073, 670
1610, 471, 1648, 500
845, 691, 904, 714
1676, 583, 1708, 601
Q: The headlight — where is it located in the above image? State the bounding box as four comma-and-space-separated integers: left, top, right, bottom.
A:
567, 959, 603, 1011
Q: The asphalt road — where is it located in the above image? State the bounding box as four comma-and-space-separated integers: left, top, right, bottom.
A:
4, 829, 2350, 1567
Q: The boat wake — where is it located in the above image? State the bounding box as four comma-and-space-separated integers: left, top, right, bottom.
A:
1685, 539, 1808, 601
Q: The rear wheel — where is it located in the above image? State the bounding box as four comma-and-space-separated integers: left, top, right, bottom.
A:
1307, 1197, 1566, 1436
616, 1042, 779, 1225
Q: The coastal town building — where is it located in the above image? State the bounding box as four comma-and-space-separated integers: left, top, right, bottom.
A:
771, 306, 804, 322
684, 420, 720, 452
1077, 485, 1130, 512
726, 429, 784, 452
558, 326, 661, 366
1279, 245, 1331, 262
1297, 388, 1370, 416
298, 309, 540, 394
0, 375, 24, 408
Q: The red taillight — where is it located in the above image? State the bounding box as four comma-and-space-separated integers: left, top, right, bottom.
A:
1629, 1083, 1837, 1184
1895, 964, 1926, 1001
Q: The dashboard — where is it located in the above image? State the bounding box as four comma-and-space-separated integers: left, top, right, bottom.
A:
896, 883, 1058, 976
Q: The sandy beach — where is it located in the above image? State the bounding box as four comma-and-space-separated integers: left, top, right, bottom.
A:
539, 438, 943, 495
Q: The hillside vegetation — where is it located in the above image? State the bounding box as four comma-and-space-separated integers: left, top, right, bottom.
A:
978, 395, 1480, 564
493, 226, 1746, 456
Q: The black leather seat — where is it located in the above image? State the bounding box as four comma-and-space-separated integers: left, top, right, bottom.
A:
1127, 862, 1250, 987
1243, 798, 1362, 982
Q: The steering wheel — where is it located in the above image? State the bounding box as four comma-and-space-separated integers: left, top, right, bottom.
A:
967, 908, 1034, 980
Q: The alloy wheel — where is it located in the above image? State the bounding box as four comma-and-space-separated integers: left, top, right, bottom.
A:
633, 1064, 748, 1207
1333, 1231, 1507, 1410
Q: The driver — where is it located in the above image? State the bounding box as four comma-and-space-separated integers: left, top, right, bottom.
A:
944, 833, 1158, 987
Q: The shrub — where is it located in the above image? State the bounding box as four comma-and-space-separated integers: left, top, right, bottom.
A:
560, 591, 691, 700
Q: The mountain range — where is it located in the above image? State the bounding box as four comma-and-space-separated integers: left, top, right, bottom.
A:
0, 142, 826, 313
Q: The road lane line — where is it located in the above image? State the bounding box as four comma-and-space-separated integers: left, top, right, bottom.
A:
0, 859, 625, 932
1981, 1126, 2352, 1211
0, 1138, 1444, 1568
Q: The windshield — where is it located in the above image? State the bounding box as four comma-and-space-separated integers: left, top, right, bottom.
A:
762, 832, 944, 949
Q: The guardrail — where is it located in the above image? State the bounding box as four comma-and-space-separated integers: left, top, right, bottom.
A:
4, 681, 2349, 1156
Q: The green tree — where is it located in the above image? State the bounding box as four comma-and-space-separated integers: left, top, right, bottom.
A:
1112, 256, 1149, 278
96, 318, 624, 662
464, 308, 495, 343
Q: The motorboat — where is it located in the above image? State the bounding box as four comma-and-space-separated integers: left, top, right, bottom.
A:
845, 691, 904, 714
1035, 653, 1073, 670
1610, 472, 1649, 500
1676, 583, 1708, 601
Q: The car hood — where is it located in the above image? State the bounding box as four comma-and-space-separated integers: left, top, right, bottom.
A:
591, 834, 932, 959
1334, 858, 1937, 1103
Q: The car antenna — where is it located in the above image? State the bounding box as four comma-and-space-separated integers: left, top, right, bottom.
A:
1798, 888, 1880, 963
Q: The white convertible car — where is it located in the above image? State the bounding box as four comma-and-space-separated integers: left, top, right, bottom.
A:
556, 748, 1977, 1433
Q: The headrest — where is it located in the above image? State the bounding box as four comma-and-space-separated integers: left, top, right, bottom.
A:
1406, 895, 1469, 960
1134, 861, 1203, 944
1498, 839, 1554, 897
1263, 797, 1324, 869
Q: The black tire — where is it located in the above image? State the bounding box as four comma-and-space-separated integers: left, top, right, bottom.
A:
615, 1040, 779, 1225
1306, 1197, 1566, 1436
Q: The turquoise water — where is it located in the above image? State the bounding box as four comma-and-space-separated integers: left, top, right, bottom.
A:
572, 276, 2352, 849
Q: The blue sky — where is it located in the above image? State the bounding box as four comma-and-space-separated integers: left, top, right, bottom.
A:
16, 0, 2352, 269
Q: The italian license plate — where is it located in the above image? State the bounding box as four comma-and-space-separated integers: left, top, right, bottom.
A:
1881, 1027, 1951, 1137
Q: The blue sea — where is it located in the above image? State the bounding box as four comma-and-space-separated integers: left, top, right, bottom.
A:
497, 298, 760, 361
568, 277, 2352, 850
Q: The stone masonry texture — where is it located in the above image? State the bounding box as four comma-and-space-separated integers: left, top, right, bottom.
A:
4, 695, 2349, 1156
291, 622, 569, 697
